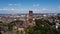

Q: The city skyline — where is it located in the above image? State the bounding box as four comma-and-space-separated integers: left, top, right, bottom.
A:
0, 0, 60, 14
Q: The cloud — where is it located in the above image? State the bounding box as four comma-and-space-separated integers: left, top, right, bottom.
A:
42, 8, 48, 11
8, 4, 13, 6
0, 8, 29, 13
0, 8, 60, 14
33, 4, 40, 7
58, 6, 60, 8
8, 4, 21, 6
0, 8, 16, 11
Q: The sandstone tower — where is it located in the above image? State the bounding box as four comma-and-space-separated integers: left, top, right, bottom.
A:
26, 10, 35, 26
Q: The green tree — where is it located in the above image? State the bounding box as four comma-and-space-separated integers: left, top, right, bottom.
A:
25, 19, 55, 34
8, 23, 13, 31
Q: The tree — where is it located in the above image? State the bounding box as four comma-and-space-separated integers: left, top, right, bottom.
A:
8, 23, 13, 31
25, 19, 55, 34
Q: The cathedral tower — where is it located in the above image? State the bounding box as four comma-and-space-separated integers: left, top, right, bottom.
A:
26, 10, 35, 26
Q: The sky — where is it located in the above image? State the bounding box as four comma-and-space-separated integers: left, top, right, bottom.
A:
0, 0, 60, 14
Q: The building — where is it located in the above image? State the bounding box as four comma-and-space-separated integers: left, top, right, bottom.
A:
26, 10, 35, 27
